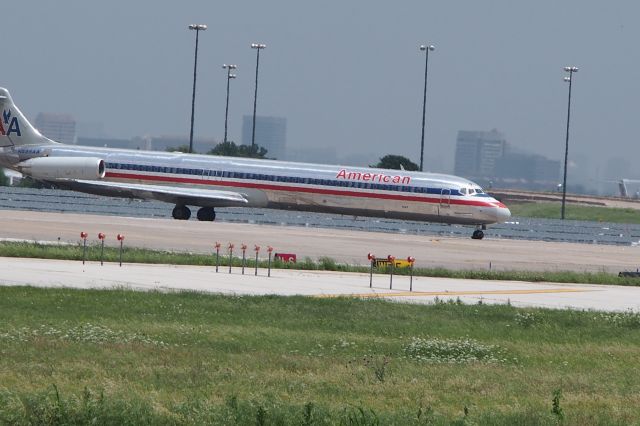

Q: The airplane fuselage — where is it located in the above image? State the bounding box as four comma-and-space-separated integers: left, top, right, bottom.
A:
13, 143, 510, 226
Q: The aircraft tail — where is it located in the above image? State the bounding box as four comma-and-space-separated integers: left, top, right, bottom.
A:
0, 87, 57, 148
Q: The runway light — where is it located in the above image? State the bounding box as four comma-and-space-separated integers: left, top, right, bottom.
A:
241, 243, 248, 274
80, 232, 88, 265
387, 255, 396, 290
267, 246, 274, 277
98, 233, 106, 266
407, 256, 416, 291
254, 245, 260, 276
214, 242, 221, 272
117, 234, 125, 267
368, 253, 377, 288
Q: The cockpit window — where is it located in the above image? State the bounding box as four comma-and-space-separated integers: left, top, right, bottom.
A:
475, 188, 484, 194
460, 188, 467, 195
468, 188, 475, 194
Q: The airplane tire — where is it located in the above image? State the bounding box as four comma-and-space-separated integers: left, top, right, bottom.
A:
197, 207, 216, 222
172, 205, 191, 220
471, 230, 484, 240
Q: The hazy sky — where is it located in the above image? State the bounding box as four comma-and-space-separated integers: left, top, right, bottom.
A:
4, 1, 640, 179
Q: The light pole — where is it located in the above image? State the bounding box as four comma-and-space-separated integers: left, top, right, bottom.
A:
222, 64, 237, 143
419, 44, 435, 172
250, 43, 266, 148
188, 24, 207, 154
561, 66, 578, 220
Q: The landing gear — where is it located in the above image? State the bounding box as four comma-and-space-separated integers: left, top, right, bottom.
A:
471, 230, 484, 240
197, 207, 216, 222
172, 204, 191, 220
171, 205, 216, 221
471, 224, 486, 240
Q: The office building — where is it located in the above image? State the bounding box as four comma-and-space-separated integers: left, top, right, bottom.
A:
454, 129, 506, 178
34, 112, 76, 145
495, 152, 560, 186
241, 115, 286, 160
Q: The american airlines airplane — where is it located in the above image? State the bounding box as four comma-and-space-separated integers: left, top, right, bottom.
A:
0, 87, 510, 239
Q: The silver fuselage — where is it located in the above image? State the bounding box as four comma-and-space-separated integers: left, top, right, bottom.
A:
13, 143, 511, 226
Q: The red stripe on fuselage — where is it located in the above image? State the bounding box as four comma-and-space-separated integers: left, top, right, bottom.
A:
105, 171, 499, 208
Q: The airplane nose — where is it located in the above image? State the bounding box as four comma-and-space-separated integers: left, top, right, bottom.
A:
496, 206, 511, 222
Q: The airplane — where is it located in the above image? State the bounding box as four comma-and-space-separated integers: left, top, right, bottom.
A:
0, 87, 510, 239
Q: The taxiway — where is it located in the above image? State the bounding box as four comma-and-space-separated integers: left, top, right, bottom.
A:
1, 256, 639, 312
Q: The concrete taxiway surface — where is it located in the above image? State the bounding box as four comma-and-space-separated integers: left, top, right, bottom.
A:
1, 257, 639, 312
1, 210, 640, 273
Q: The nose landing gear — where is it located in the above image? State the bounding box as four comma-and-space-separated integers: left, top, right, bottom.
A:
471, 224, 486, 240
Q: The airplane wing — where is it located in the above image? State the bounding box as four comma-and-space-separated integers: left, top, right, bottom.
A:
53, 179, 249, 208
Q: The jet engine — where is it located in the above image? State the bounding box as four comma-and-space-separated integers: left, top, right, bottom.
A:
16, 156, 106, 180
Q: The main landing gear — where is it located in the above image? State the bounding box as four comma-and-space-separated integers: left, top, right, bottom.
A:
471, 224, 486, 240
172, 205, 216, 222
172, 204, 191, 220
196, 207, 216, 221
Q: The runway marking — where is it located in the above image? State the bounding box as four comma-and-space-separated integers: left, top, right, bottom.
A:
316, 288, 595, 299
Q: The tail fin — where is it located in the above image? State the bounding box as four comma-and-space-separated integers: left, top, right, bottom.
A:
0, 87, 56, 147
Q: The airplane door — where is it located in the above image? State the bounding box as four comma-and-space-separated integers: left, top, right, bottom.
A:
439, 189, 451, 216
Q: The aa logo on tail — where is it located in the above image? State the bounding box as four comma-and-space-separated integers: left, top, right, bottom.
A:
0, 109, 21, 136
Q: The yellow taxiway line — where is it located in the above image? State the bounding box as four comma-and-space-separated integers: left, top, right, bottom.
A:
316, 288, 595, 299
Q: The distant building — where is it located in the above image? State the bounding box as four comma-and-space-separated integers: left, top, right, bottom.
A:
495, 152, 560, 186
35, 112, 76, 145
454, 129, 561, 190
241, 115, 286, 160
76, 121, 108, 139
454, 129, 506, 178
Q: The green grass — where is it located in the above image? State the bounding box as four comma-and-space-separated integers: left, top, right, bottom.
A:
509, 201, 640, 223
1, 287, 640, 424
2, 240, 640, 286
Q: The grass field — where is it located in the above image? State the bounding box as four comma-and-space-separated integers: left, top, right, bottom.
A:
508, 201, 640, 224
1, 286, 640, 425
